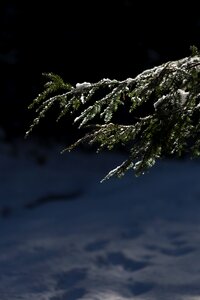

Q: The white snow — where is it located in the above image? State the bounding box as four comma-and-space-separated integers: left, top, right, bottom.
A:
1, 136, 200, 299
153, 95, 167, 110
80, 94, 85, 104
178, 89, 189, 106
75, 82, 91, 90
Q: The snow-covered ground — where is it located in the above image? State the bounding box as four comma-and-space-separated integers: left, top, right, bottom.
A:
1, 136, 200, 300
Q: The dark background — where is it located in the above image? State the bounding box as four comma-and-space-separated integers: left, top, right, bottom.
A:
1, 1, 199, 144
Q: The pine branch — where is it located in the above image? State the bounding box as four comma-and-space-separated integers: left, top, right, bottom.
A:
26, 46, 200, 181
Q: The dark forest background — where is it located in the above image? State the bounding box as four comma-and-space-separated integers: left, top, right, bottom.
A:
0, 1, 199, 145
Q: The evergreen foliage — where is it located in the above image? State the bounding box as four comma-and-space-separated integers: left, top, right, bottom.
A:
26, 46, 200, 182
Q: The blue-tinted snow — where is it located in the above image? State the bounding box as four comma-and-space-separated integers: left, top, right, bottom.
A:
1, 137, 200, 300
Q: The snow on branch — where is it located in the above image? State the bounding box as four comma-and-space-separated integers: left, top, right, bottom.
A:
26, 46, 200, 181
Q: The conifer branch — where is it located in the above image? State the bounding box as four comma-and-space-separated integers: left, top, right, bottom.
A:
26, 46, 200, 181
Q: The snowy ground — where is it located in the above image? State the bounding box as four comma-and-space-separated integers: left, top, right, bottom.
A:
1, 136, 200, 300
